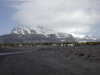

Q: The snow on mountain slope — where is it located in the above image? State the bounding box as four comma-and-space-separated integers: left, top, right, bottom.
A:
72, 34, 85, 39
83, 35, 97, 40
12, 25, 72, 38
12, 25, 97, 42
32, 26, 57, 35
72, 34, 97, 42
12, 25, 36, 35
56, 33, 73, 38
12, 25, 56, 35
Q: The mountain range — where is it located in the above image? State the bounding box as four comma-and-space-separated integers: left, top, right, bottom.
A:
0, 25, 99, 43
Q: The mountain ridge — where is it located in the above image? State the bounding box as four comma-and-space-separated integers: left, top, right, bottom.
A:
0, 25, 99, 43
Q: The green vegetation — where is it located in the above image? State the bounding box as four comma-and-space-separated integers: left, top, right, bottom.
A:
0, 42, 100, 47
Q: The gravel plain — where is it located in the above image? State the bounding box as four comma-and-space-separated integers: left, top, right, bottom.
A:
0, 45, 100, 75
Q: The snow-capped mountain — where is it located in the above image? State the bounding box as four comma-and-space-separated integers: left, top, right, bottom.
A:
12, 25, 72, 38
12, 25, 36, 35
0, 25, 98, 43
83, 35, 97, 40
72, 34, 97, 42
12, 25, 56, 35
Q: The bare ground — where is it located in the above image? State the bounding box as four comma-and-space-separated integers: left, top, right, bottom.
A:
0, 46, 100, 75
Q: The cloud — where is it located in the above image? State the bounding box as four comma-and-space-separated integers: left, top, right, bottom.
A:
11, 0, 100, 33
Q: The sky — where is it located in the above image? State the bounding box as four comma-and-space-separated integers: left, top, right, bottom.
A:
0, 0, 100, 38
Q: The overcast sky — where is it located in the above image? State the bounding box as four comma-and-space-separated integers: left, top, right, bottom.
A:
0, 0, 100, 37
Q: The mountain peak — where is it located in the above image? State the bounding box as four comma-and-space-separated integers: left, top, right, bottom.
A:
10, 25, 98, 42
12, 25, 56, 35
12, 25, 36, 35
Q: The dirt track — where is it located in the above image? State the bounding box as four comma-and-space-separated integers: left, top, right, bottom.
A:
0, 46, 100, 75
